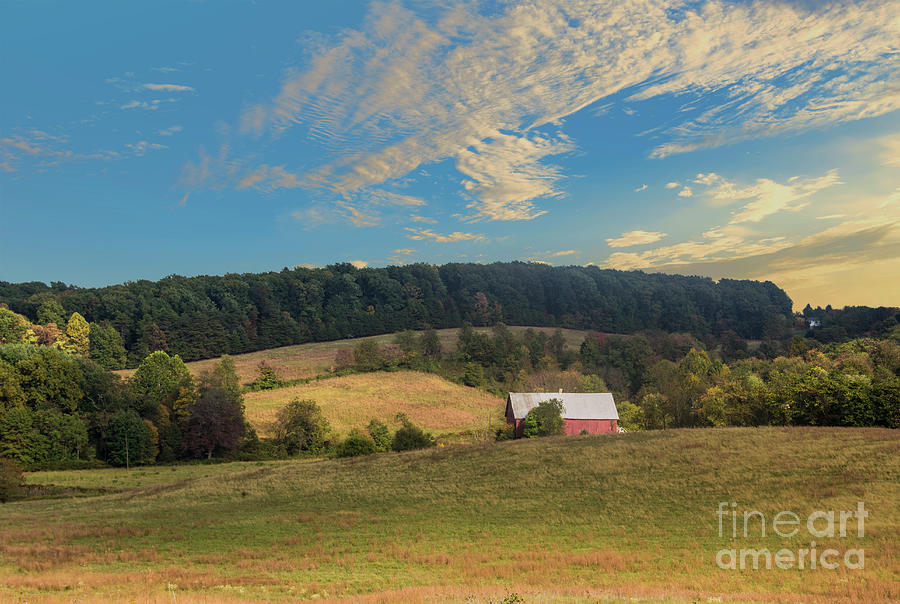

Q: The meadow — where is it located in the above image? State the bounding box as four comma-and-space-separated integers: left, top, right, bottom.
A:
242, 371, 504, 438
3, 427, 898, 603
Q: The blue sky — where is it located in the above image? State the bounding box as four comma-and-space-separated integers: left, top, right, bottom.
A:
1, 0, 898, 309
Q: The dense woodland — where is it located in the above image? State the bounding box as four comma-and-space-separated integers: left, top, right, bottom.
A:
0, 262, 796, 366
0, 264, 898, 474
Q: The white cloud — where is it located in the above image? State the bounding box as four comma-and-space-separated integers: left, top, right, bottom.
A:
405, 228, 485, 242
335, 201, 379, 227
605, 230, 668, 248
237, 164, 303, 192
393, 248, 416, 255
408, 214, 438, 224
366, 190, 426, 207
157, 125, 183, 136
144, 83, 194, 92
349, 260, 369, 269
547, 249, 577, 257
1, 128, 121, 171
605, 225, 792, 270
665, 182, 680, 189
634, 184, 647, 192
456, 131, 574, 220
694, 169, 843, 223
678, 186, 693, 198
126, 141, 168, 157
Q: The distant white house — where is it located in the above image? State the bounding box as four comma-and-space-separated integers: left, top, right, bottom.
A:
807, 318, 822, 328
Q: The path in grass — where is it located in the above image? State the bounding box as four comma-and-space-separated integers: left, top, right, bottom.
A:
4, 427, 899, 603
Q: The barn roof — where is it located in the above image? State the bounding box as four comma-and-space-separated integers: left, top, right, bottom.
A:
507, 392, 619, 421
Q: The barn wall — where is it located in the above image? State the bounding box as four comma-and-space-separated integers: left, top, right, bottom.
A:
512, 418, 617, 437
562, 419, 617, 435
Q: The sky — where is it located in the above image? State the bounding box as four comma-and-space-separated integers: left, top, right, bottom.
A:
1, 0, 898, 310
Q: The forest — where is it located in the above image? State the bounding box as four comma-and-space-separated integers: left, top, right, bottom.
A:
0, 262, 796, 366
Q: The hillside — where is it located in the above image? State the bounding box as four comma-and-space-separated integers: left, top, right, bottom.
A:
114, 326, 593, 383
0, 262, 794, 365
5, 427, 898, 603
243, 371, 504, 437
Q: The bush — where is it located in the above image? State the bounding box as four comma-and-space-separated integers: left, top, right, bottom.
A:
0, 456, 24, 502
336, 432, 377, 457
391, 413, 435, 451
273, 399, 330, 456
353, 340, 384, 372
248, 361, 283, 391
367, 419, 392, 452
494, 423, 516, 441
522, 398, 565, 438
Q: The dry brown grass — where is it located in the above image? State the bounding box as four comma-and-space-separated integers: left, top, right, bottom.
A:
244, 370, 504, 436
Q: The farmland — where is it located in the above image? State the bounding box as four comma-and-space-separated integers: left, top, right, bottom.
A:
4, 427, 898, 603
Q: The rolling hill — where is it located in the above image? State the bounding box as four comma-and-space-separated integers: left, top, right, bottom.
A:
5, 427, 898, 603
115, 326, 593, 383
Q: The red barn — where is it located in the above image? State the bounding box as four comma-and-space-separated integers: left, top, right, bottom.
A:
506, 392, 619, 437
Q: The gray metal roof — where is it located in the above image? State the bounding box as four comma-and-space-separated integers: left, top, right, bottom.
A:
507, 392, 619, 420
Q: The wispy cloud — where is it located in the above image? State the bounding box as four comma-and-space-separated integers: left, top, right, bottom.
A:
665, 182, 680, 189
405, 228, 485, 243
634, 184, 647, 192
393, 248, 416, 255
606, 230, 668, 248
693, 169, 843, 223
157, 125, 183, 136
547, 249, 577, 257
227, 0, 896, 224
1, 128, 124, 171
605, 225, 791, 269
408, 214, 438, 224
349, 260, 369, 268
335, 202, 379, 227
678, 186, 693, 198
143, 83, 194, 92
125, 141, 168, 157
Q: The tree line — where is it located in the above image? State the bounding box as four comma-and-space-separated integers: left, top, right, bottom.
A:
0, 262, 796, 366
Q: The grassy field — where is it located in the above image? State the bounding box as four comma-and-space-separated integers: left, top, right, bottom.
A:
4, 427, 898, 603
243, 371, 504, 438
114, 326, 592, 384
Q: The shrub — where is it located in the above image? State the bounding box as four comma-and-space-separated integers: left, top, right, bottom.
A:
367, 419, 392, 452
336, 432, 377, 457
353, 340, 384, 372
0, 455, 25, 502
494, 423, 516, 441
522, 398, 565, 438
391, 413, 435, 451
273, 399, 330, 456
249, 361, 283, 390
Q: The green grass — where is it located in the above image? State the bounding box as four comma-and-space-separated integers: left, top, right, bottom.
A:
3, 427, 898, 603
